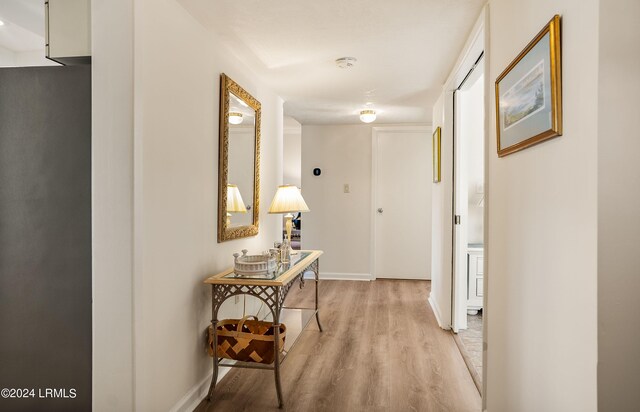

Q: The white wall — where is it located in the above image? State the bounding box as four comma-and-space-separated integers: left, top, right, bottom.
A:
597, 0, 640, 409
283, 116, 302, 188
93, 0, 283, 410
0, 45, 16, 66
486, 1, 598, 410
301, 124, 431, 279
132, 1, 283, 411
15, 49, 59, 66
0, 45, 58, 67
430, 92, 453, 328
301, 124, 373, 276
92, 0, 135, 410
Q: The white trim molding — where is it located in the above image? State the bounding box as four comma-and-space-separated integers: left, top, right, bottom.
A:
303, 272, 374, 281
429, 296, 451, 330
169, 368, 232, 412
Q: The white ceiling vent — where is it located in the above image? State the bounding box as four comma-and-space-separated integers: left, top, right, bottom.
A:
335, 57, 357, 69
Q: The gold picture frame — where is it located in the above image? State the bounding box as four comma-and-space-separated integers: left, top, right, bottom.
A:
495, 15, 562, 157
432, 127, 441, 183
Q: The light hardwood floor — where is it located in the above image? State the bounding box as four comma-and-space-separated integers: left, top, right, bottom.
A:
198, 280, 481, 412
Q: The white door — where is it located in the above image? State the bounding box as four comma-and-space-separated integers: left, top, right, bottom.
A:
452, 89, 469, 332
452, 61, 485, 332
373, 127, 431, 279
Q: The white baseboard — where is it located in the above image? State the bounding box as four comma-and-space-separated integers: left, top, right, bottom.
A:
429, 296, 450, 330
169, 367, 231, 412
302, 272, 373, 281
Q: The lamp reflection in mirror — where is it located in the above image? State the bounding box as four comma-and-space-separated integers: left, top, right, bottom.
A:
228, 112, 243, 125
226, 184, 247, 226
269, 185, 309, 250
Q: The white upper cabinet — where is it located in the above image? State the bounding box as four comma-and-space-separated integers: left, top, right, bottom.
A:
46, 0, 91, 65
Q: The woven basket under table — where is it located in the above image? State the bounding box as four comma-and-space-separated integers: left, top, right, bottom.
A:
208, 316, 286, 364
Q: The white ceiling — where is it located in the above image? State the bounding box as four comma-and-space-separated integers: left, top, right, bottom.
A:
0, 0, 485, 124
0, 0, 46, 52
178, 0, 485, 125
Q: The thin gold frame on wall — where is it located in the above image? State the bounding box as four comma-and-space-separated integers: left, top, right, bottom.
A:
433, 127, 441, 183
218, 73, 261, 242
495, 15, 562, 157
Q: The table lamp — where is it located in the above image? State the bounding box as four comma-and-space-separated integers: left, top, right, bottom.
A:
268, 185, 309, 250
226, 184, 247, 226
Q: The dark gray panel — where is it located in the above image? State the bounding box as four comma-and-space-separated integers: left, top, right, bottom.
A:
0, 66, 91, 412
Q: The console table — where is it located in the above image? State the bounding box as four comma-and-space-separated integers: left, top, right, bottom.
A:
203, 250, 323, 408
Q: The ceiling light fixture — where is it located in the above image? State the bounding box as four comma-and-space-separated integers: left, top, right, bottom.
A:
228, 112, 243, 125
335, 57, 357, 69
0, 20, 5, 26
359, 109, 376, 123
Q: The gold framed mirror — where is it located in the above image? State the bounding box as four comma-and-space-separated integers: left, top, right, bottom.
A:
218, 73, 261, 242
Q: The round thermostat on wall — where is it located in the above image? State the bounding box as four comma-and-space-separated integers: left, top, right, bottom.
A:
313, 168, 321, 176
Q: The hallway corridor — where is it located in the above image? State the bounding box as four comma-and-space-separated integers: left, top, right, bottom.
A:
201, 280, 480, 411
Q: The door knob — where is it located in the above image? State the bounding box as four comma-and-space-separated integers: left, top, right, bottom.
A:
377, 208, 383, 214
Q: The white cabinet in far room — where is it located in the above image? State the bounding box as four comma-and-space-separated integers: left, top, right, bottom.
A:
467, 246, 483, 315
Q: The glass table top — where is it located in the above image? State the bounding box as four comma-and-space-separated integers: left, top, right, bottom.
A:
223, 251, 311, 281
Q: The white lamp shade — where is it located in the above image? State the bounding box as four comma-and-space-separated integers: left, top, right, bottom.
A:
359, 109, 376, 123
228, 112, 243, 125
227, 184, 247, 213
268, 185, 310, 214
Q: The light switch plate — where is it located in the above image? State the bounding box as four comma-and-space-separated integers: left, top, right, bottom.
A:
343, 184, 350, 193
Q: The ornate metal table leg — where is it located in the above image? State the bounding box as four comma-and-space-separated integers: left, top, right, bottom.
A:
313, 259, 323, 332
273, 287, 284, 408
207, 285, 220, 400
273, 325, 284, 408
207, 318, 219, 400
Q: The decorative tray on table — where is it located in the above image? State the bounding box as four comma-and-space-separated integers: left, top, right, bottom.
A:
233, 249, 277, 277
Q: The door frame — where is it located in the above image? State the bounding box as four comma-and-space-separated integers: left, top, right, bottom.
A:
435, 13, 485, 330
452, 56, 485, 333
452, 88, 469, 332
370, 125, 431, 280
433, 5, 489, 404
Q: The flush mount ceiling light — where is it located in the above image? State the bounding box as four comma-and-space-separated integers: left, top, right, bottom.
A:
359, 109, 376, 123
335, 57, 357, 69
228, 112, 243, 125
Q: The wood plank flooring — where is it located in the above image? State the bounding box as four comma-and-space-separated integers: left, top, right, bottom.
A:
198, 280, 480, 412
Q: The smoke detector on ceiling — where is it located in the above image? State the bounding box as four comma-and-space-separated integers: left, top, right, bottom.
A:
335, 57, 357, 69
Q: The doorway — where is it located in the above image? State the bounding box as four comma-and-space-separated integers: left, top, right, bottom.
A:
452, 55, 485, 391
283, 116, 303, 248
372, 126, 431, 279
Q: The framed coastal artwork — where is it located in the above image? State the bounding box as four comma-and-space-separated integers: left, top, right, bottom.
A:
432, 127, 441, 183
495, 15, 562, 157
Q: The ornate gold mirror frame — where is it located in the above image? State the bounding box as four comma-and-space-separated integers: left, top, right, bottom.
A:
218, 73, 261, 242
